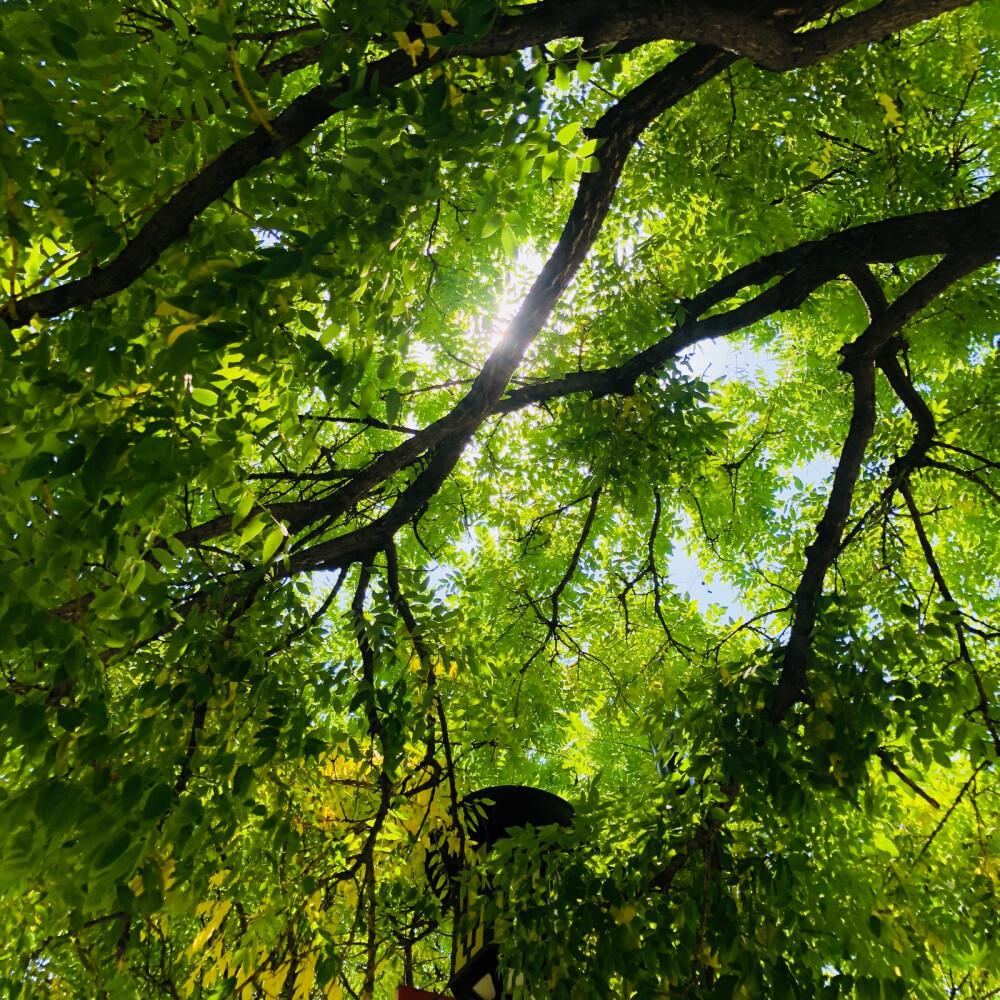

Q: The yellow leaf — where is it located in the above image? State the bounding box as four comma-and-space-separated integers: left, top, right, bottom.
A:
829, 752, 847, 787
877, 92, 903, 128
168, 322, 198, 347
161, 858, 177, 891
260, 962, 290, 998
421, 22, 442, 38
208, 869, 230, 890
186, 901, 231, 956
392, 31, 425, 67
324, 982, 343, 1000
926, 933, 945, 954
293, 952, 317, 1000
441, 8, 458, 26
156, 300, 197, 320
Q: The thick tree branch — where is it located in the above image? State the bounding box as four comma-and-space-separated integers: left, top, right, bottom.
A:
50, 185, 1000, 628
769, 236, 1000, 722
495, 190, 1000, 416
285, 188, 1000, 575
846, 262, 890, 320
651, 234, 1000, 893
264, 0, 972, 89
282, 45, 738, 574
479, 0, 975, 72
4, 0, 972, 331
878, 350, 936, 480
768, 355, 878, 722
155, 190, 999, 567
758, 0, 978, 71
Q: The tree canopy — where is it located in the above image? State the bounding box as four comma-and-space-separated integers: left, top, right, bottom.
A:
2, 0, 1000, 997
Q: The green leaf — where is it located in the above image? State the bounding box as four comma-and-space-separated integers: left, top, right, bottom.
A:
21, 452, 57, 480
142, 783, 173, 821
36, 782, 81, 834
261, 526, 284, 563
385, 388, 401, 425
240, 515, 267, 546
193, 15, 230, 43
232, 495, 255, 529
190, 387, 219, 407
0, 319, 16, 353
232, 764, 254, 796
259, 250, 303, 279
377, 353, 396, 380
481, 213, 503, 238
358, 381, 378, 417
540, 151, 559, 182
555, 121, 580, 145
94, 832, 131, 872
983, 0, 1000, 35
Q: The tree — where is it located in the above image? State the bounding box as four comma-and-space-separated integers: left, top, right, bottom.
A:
1, 0, 999, 996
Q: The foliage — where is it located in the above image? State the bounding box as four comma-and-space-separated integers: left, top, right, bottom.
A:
1, 0, 1000, 997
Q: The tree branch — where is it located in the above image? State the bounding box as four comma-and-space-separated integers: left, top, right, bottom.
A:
874, 747, 940, 809
492, 190, 1000, 419
898, 480, 1000, 757
5, 0, 973, 331
770, 237, 1000, 722
281, 45, 737, 575
652, 232, 1000, 894
768, 354, 878, 722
